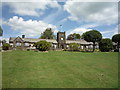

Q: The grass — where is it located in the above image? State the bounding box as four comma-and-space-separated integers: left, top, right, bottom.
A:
2, 50, 118, 88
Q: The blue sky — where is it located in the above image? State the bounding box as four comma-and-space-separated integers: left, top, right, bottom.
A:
0, 1, 118, 41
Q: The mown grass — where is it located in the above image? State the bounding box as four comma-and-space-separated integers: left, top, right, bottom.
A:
2, 50, 118, 88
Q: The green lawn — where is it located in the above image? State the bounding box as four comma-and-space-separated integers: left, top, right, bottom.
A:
2, 50, 118, 88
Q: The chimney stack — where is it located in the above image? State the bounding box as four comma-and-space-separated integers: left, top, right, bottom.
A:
22, 35, 25, 38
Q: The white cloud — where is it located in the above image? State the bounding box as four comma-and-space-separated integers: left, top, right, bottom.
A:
6, 16, 58, 37
1, 0, 119, 2
80, 23, 99, 28
114, 25, 118, 34
0, 37, 9, 43
3, 1, 60, 16
118, 24, 120, 34
42, 7, 62, 23
0, 18, 7, 25
101, 30, 114, 34
66, 27, 92, 37
66, 23, 99, 36
66, 23, 118, 39
64, 2, 118, 25
100, 25, 118, 38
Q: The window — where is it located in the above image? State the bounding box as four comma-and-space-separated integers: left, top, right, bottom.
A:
16, 42, 21, 46
61, 34, 64, 37
25, 43, 29, 46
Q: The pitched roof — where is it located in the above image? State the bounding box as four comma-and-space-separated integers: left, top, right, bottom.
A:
66, 39, 93, 45
9, 37, 57, 43
9, 37, 93, 45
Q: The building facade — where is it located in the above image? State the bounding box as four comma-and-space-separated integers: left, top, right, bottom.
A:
9, 32, 98, 50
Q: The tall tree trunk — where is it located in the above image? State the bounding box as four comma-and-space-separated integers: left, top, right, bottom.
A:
93, 42, 95, 52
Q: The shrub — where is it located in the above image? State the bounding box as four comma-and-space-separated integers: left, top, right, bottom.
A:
112, 34, 120, 52
69, 43, 80, 51
27, 48, 30, 51
63, 48, 68, 51
34, 40, 51, 51
99, 39, 113, 52
2, 43, 10, 50
80, 49, 85, 52
94, 49, 100, 52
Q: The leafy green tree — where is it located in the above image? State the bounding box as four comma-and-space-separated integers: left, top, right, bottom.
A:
2, 40, 6, 44
73, 33, 80, 40
2, 43, 10, 50
0, 26, 3, 36
67, 33, 80, 40
112, 34, 120, 52
67, 34, 74, 40
0, 40, 2, 46
40, 28, 55, 39
69, 43, 80, 51
83, 30, 102, 52
99, 38, 113, 52
34, 40, 51, 51
81, 33, 85, 39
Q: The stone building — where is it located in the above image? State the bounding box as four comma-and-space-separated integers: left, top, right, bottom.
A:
9, 32, 97, 50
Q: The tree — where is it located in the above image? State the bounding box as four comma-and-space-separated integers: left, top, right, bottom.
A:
81, 33, 85, 39
73, 33, 80, 40
83, 30, 102, 52
2, 40, 6, 44
67, 34, 74, 40
0, 40, 2, 46
99, 38, 113, 52
40, 28, 55, 39
0, 26, 3, 36
34, 40, 51, 51
69, 43, 80, 51
67, 33, 80, 40
112, 34, 120, 52
2, 43, 10, 50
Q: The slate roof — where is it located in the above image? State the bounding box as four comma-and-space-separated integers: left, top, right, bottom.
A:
9, 37, 58, 43
66, 40, 93, 45
9, 37, 93, 45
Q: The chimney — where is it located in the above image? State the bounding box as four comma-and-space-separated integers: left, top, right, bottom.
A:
22, 35, 25, 38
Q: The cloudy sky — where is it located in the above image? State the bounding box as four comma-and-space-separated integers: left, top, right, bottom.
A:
0, 0, 119, 40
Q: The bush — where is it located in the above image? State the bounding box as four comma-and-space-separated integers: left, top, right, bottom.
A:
99, 39, 113, 52
69, 43, 80, 51
112, 34, 120, 52
63, 48, 68, 51
27, 48, 30, 51
80, 49, 85, 52
34, 40, 51, 51
94, 49, 100, 52
2, 43, 10, 50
